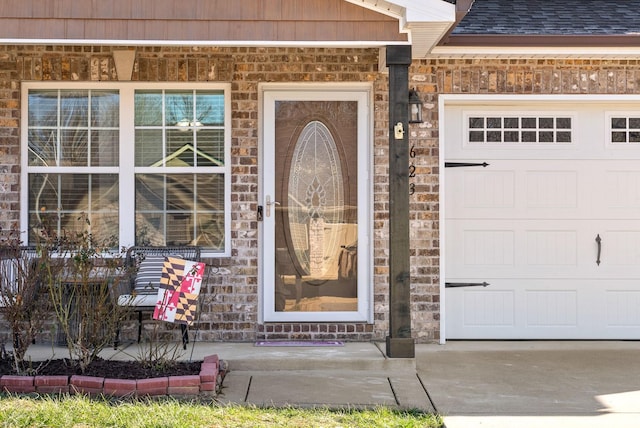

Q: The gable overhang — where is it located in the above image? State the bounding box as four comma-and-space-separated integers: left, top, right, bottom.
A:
347, 0, 456, 57
0, 0, 456, 59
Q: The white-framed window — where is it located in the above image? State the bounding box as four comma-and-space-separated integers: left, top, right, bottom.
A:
606, 113, 640, 144
21, 82, 231, 257
465, 112, 573, 145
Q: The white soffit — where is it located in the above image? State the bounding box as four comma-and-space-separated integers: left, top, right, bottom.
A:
346, 0, 456, 58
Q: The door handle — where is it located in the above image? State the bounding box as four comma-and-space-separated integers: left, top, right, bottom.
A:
265, 195, 280, 217
595, 234, 602, 266
445, 282, 490, 288
444, 162, 489, 168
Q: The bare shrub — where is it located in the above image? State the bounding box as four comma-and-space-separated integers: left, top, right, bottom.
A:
37, 214, 133, 373
0, 226, 52, 374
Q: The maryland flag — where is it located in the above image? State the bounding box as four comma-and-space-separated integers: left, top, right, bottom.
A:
153, 257, 206, 326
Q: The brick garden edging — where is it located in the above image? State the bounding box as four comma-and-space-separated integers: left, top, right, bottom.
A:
0, 355, 224, 397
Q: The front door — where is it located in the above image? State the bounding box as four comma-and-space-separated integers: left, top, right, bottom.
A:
261, 84, 372, 322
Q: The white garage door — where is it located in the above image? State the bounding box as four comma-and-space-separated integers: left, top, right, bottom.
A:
445, 101, 640, 339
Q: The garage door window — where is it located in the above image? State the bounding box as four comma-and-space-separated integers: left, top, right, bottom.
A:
609, 116, 640, 143
467, 114, 572, 144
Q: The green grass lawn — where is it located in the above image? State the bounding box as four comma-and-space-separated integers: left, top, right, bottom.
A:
0, 395, 442, 428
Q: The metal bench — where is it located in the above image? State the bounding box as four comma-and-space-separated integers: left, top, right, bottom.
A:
0, 246, 39, 309
113, 245, 201, 349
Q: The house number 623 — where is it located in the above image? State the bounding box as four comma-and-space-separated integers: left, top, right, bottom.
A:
409, 145, 416, 195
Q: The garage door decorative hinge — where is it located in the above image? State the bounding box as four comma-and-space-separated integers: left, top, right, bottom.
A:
444, 162, 489, 168
445, 282, 490, 288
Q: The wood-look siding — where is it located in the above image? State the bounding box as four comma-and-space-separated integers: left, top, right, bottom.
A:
0, 0, 407, 43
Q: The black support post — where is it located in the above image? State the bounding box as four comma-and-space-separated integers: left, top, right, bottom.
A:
385, 45, 415, 358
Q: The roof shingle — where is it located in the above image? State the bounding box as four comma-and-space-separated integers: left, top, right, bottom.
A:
453, 0, 640, 36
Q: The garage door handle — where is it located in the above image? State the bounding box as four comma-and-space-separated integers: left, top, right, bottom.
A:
444, 162, 489, 168
596, 234, 602, 266
445, 282, 490, 288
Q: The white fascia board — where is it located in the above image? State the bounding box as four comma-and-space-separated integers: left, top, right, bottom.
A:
344, 0, 455, 22
431, 45, 640, 59
343, 0, 405, 20
391, 0, 456, 23
355, 0, 455, 32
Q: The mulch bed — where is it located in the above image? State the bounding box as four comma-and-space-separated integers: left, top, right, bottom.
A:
0, 357, 202, 379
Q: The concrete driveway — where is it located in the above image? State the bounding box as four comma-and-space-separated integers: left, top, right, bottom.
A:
416, 341, 640, 428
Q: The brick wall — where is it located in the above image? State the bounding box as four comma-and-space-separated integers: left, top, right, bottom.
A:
0, 45, 397, 344
5, 49, 636, 345
408, 58, 640, 342
0, 49, 20, 231
427, 59, 640, 95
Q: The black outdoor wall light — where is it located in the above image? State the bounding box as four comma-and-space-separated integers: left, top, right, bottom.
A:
408, 88, 423, 124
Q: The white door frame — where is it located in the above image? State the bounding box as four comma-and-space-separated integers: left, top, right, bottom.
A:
258, 82, 374, 323
439, 93, 640, 344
